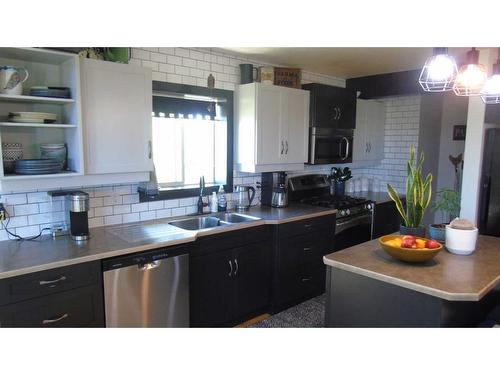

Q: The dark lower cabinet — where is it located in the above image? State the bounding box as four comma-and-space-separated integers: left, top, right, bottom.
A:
0, 261, 104, 328
372, 200, 404, 239
189, 227, 272, 327
272, 214, 336, 313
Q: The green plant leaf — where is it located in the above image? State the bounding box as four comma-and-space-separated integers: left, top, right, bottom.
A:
387, 183, 408, 226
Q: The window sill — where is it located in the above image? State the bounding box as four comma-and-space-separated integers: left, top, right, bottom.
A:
139, 183, 233, 202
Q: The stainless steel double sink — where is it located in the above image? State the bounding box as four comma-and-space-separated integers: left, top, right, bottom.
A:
168, 212, 261, 231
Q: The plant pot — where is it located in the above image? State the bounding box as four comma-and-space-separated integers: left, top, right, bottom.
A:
399, 224, 426, 238
428, 223, 447, 242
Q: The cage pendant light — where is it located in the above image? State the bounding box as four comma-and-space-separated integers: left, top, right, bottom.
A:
480, 48, 500, 104
419, 47, 458, 92
453, 48, 487, 96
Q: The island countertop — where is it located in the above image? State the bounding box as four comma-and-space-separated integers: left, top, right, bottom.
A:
323, 235, 500, 301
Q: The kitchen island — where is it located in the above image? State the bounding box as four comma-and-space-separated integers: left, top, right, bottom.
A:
323, 235, 500, 327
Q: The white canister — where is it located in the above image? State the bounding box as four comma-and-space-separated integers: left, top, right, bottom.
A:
445, 225, 478, 255
346, 179, 354, 194
0, 66, 29, 95
361, 177, 369, 191
354, 178, 361, 192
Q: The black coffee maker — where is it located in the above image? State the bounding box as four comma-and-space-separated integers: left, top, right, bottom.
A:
66, 191, 90, 241
261, 172, 288, 208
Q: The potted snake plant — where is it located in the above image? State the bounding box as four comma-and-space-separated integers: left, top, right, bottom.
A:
387, 145, 432, 238
429, 188, 461, 242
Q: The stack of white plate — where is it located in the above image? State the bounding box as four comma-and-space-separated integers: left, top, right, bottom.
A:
8, 112, 57, 124
14, 159, 63, 175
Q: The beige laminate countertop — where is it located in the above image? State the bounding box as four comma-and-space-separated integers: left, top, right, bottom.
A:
0, 203, 336, 280
324, 235, 500, 301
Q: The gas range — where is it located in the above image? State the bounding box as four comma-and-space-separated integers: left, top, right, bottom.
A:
288, 173, 374, 251
299, 195, 373, 218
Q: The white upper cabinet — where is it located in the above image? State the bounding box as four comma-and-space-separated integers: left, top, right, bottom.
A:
353, 99, 385, 162
235, 83, 309, 173
81, 58, 153, 174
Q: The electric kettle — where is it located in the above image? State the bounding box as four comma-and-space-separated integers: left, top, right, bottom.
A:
234, 185, 255, 210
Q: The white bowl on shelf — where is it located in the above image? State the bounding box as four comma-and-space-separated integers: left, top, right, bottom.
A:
445, 225, 478, 255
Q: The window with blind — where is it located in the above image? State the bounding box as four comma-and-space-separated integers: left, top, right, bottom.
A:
150, 82, 233, 198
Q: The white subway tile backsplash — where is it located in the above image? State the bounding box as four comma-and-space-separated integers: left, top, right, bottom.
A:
89, 217, 104, 228
16, 225, 41, 237
113, 205, 131, 215
166, 55, 183, 65
90, 197, 104, 208
26, 192, 49, 204
140, 211, 156, 221
14, 204, 39, 216
122, 194, 140, 204
104, 215, 123, 226
103, 195, 122, 206
164, 200, 179, 209
171, 207, 186, 217
95, 206, 113, 217
122, 212, 140, 223
3, 194, 27, 205
148, 201, 164, 210
131, 202, 149, 213
156, 208, 172, 219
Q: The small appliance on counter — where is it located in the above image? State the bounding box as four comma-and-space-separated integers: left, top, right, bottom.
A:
261, 171, 288, 208
234, 185, 256, 210
47, 190, 90, 241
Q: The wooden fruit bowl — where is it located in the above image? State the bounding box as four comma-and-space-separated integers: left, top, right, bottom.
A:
379, 235, 443, 263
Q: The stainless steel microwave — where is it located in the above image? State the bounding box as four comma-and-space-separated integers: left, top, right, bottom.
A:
308, 127, 353, 164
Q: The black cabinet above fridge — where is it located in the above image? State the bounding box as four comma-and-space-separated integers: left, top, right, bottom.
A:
302, 83, 357, 130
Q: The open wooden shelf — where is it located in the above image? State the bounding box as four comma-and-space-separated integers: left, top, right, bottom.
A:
1, 170, 82, 180
0, 93, 74, 104
0, 122, 77, 129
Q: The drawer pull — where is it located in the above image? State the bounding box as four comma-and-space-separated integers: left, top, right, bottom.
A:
42, 313, 69, 325
39, 276, 67, 286
303, 224, 313, 229
301, 277, 312, 282
303, 247, 311, 251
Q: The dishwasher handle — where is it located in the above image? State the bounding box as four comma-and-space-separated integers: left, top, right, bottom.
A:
102, 245, 189, 271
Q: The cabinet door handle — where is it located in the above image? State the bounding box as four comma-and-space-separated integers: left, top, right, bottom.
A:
365, 142, 368, 153
285, 141, 288, 154
281, 140, 284, 155
338, 108, 342, 119
42, 313, 69, 325
228, 260, 233, 277
368, 142, 371, 153
148, 140, 152, 159
234, 259, 239, 276
39, 276, 66, 286
303, 247, 311, 251
333, 107, 339, 120
301, 277, 311, 282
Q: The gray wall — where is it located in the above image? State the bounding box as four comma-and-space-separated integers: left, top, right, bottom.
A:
418, 94, 444, 226
434, 93, 468, 222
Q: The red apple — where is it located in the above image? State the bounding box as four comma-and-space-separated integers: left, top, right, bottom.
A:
425, 239, 440, 249
402, 238, 416, 248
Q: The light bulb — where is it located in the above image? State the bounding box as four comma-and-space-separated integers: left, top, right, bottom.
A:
480, 74, 500, 104
427, 55, 456, 80
453, 48, 487, 96
419, 49, 458, 92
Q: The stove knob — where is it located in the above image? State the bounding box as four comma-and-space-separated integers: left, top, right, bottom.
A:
366, 203, 373, 210
339, 210, 346, 217
346, 209, 351, 216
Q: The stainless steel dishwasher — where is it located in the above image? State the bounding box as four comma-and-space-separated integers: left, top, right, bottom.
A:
102, 246, 189, 327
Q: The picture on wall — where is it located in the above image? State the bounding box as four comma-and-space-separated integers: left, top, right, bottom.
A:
453, 125, 466, 141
